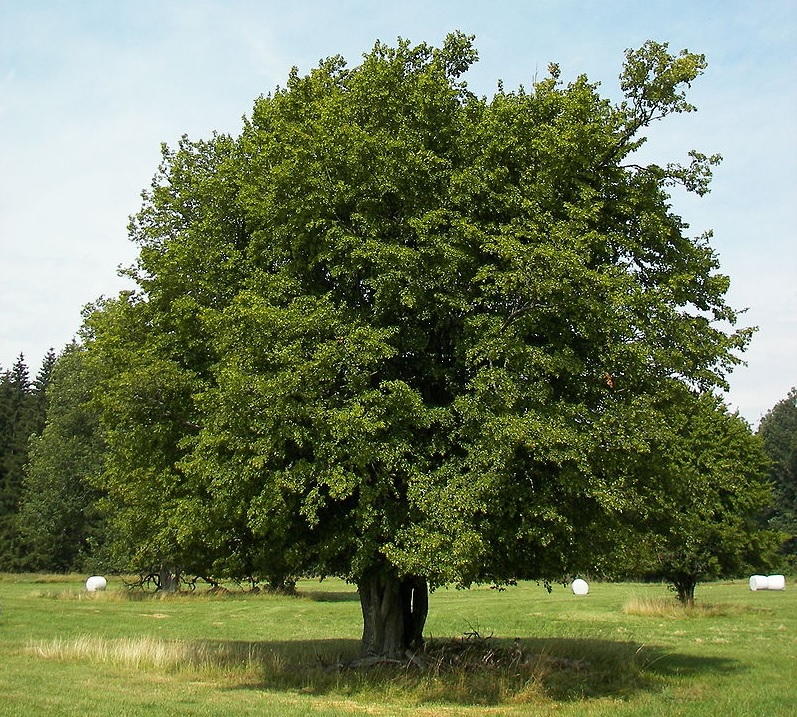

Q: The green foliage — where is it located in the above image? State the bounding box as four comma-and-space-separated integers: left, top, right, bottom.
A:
82, 34, 754, 648
758, 387, 797, 564
0, 352, 54, 569
17, 345, 107, 572
81, 293, 206, 578
616, 392, 781, 604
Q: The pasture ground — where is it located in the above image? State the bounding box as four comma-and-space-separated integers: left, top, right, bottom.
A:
0, 573, 794, 716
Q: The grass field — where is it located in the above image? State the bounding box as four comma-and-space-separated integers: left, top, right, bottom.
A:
1, 573, 795, 716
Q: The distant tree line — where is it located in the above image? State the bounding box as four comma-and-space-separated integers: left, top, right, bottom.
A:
0, 350, 55, 569
0, 347, 106, 572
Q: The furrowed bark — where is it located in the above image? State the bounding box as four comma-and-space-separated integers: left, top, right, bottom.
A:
358, 570, 428, 658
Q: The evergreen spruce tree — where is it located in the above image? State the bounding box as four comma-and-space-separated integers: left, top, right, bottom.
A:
32, 349, 57, 432
0, 351, 59, 570
0, 355, 34, 569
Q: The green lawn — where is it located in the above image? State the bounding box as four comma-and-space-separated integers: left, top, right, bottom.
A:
1, 574, 794, 716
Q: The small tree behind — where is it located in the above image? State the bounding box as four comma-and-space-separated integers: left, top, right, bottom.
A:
626, 392, 780, 605
758, 387, 797, 567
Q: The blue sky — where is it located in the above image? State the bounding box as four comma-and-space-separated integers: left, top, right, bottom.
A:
1, 0, 795, 425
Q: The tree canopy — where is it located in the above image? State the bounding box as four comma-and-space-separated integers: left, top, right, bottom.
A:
83, 34, 752, 657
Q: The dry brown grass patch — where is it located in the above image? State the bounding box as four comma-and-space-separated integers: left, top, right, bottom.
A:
25, 635, 276, 677
622, 596, 771, 618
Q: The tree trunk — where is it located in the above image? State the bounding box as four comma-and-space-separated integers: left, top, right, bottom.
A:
266, 573, 297, 595
674, 577, 696, 607
159, 564, 180, 592
358, 571, 428, 658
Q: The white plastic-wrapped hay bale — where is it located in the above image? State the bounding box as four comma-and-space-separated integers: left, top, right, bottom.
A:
767, 574, 786, 591
85, 575, 107, 592
749, 575, 768, 591
571, 578, 589, 595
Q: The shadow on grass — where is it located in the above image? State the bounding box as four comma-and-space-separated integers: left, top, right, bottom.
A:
32, 632, 741, 705
201, 634, 741, 705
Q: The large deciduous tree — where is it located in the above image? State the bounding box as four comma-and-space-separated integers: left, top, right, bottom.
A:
85, 35, 751, 657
